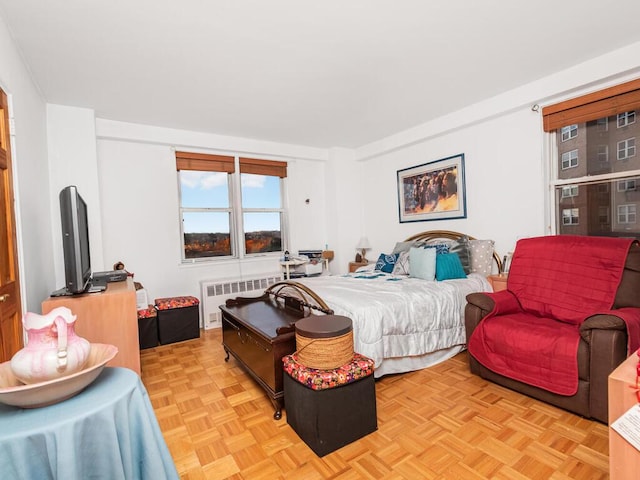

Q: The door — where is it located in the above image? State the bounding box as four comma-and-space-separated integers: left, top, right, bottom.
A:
0, 87, 23, 361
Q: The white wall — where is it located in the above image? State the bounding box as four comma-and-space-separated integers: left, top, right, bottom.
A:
95, 120, 332, 301
0, 14, 51, 312
47, 105, 105, 288
357, 41, 640, 261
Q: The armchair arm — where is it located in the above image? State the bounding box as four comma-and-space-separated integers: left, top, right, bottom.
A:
465, 290, 521, 343
579, 314, 626, 343
579, 313, 628, 422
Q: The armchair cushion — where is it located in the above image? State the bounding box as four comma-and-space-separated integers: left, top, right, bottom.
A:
469, 312, 582, 395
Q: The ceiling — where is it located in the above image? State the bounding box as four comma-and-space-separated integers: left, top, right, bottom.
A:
2, 1, 640, 149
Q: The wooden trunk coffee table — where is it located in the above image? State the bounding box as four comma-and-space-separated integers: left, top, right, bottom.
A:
220, 295, 302, 419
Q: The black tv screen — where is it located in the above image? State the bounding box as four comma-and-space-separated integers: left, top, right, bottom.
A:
60, 185, 91, 294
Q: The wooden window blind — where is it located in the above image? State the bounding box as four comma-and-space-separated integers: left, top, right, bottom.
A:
543, 78, 640, 132
175, 151, 235, 173
239, 157, 287, 178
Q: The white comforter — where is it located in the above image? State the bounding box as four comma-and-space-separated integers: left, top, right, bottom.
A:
295, 272, 491, 370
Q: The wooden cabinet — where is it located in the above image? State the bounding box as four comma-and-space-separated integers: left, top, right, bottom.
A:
487, 274, 508, 292
220, 295, 299, 419
608, 352, 640, 479
349, 261, 369, 273
42, 278, 140, 375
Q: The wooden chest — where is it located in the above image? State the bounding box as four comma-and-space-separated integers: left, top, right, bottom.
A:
220, 295, 301, 419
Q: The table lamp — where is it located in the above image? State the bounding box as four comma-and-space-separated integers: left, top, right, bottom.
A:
356, 237, 371, 263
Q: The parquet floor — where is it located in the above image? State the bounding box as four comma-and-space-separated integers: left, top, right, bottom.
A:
140, 329, 610, 480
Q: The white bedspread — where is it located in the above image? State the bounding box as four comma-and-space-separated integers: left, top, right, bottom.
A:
295, 272, 491, 372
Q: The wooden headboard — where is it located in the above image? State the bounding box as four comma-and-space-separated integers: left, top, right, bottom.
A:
403, 229, 503, 273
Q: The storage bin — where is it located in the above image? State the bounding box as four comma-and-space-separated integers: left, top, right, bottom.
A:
154, 296, 200, 345
282, 352, 377, 456
295, 315, 353, 370
137, 304, 159, 349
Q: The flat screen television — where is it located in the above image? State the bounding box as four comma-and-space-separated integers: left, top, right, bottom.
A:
59, 185, 92, 294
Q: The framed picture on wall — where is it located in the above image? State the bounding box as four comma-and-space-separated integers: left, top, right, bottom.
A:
397, 153, 466, 223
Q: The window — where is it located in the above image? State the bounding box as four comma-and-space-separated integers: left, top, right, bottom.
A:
562, 208, 579, 225
618, 204, 637, 224
543, 78, 640, 238
598, 206, 610, 225
561, 124, 578, 141
618, 138, 636, 160
176, 151, 287, 262
597, 144, 609, 163
617, 111, 636, 128
561, 150, 578, 169
561, 185, 579, 198
617, 179, 637, 192
596, 118, 608, 132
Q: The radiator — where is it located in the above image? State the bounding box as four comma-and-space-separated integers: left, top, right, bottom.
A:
199, 273, 282, 330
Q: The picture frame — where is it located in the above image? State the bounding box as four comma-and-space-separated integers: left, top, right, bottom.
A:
397, 153, 466, 223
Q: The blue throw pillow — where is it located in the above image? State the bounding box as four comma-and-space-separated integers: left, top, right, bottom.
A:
374, 253, 399, 273
435, 253, 467, 281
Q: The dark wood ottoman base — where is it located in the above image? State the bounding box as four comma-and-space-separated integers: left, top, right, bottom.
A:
284, 372, 377, 457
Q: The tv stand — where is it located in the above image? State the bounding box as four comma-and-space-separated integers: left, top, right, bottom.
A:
42, 278, 140, 374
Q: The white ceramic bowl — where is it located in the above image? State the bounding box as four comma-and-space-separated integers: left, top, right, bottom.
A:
0, 343, 118, 408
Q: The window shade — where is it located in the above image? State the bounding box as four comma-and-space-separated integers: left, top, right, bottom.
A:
239, 157, 287, 178
175, 151, 235, 173
542, 78, 640, 132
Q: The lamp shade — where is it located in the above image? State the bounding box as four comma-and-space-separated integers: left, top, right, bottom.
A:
356, 237, 371, 250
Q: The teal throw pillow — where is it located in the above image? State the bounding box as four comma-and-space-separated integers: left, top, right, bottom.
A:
436, 253, 467, 281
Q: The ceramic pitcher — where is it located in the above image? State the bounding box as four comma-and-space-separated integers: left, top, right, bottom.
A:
10, 306, 91, 384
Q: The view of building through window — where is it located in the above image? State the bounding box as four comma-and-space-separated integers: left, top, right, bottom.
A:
555, 111, 639, 237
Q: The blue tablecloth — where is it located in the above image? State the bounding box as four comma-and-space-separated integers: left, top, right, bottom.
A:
0, 367, 178, 479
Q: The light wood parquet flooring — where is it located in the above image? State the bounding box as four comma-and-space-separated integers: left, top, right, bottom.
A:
140, 329, 610, 480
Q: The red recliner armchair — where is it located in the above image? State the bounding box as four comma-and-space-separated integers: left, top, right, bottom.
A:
465, 235, 640, 423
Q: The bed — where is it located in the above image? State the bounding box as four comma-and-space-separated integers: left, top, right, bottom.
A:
268, 230, 502, 378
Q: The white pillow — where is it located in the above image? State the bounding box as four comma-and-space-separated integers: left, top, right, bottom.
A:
409, 247, 436, 280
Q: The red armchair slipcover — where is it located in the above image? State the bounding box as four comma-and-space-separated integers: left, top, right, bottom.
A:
465, 235, 640, 423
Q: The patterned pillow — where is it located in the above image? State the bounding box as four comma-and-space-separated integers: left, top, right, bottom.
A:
392, 250, 410, 275
375, 253, 399, 273
449, 235, 471, 274
435, 253, 467, 281
409, 247, 436, 280
469, 239, 495, 276
424, 243, 450, 255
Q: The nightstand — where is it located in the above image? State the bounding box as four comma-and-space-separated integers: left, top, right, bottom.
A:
487, 273, 508, 292
348, 261, 369, 273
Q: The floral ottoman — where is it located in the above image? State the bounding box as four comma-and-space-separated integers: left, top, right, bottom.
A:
154, 296, 200, 345
282, 352, 377, 457
137, 304, 158, 349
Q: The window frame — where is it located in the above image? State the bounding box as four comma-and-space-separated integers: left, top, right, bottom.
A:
618, 204, 637, 224
561, 149, 578, 170
561, 124, 578, 141
617, 137, 636, 161
543, 78, 640, 237
618, 111, 636, 128
176, 152, 289, 263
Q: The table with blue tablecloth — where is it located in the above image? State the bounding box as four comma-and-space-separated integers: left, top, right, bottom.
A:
0, 367, 178, 480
